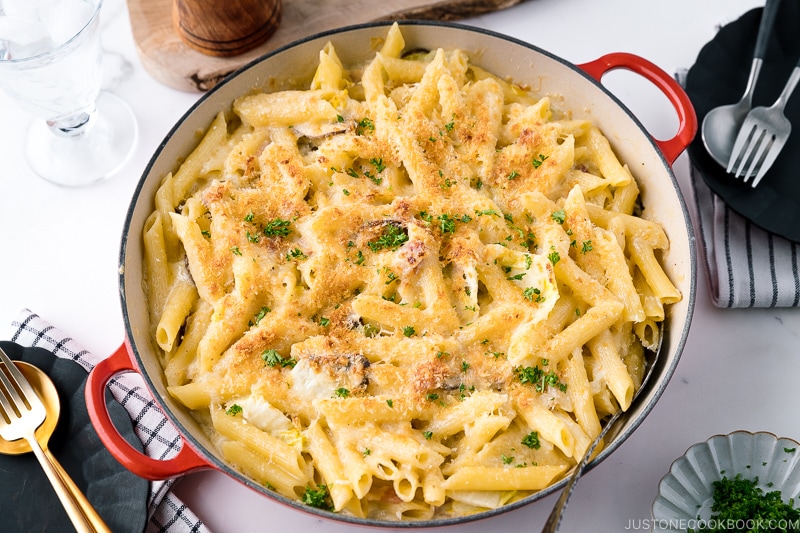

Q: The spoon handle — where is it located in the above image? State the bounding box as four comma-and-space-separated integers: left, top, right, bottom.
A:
540, 408, 622, 533
741, 0, 781, 104
754, 0, 781, 61
25, 435, 111, 533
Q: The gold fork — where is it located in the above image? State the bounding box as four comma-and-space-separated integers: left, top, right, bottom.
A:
0, 347, 110, 533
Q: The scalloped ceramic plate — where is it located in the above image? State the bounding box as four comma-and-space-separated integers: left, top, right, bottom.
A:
652, 431, 800, 532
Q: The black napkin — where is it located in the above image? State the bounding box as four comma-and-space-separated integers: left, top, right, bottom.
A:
0, 341, 148, 532
683, 3, 800, 307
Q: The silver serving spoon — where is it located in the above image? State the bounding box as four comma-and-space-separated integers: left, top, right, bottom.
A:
701, 0, 781, 171
541, 333, 663, 533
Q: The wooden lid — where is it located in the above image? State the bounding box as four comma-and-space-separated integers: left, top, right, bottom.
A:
172, 0, 282, 57
129, 0, 525, 92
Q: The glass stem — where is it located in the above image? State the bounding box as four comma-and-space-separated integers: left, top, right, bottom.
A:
47, 106, 97, 138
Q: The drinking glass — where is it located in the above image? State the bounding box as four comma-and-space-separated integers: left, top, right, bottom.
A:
0, 0, 137, 187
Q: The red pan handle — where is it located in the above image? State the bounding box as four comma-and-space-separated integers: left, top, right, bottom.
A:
85, 343, 209, 480
578, 52, 697, 165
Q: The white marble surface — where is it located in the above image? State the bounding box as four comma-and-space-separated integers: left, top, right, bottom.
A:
3, 0, 799, 532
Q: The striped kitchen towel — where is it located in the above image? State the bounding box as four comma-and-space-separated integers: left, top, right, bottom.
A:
8, 309, 211, 533
690, 163, 800, 307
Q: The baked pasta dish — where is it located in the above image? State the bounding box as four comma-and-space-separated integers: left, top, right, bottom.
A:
142, 23, 681, 520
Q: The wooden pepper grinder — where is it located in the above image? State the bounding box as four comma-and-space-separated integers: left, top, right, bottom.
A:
173, 0, 282, 57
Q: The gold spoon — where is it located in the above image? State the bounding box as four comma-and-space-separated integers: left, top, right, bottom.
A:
0, 360, 111, 533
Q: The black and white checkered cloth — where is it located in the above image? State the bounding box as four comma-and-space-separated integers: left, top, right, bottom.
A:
8, 309, 210, 533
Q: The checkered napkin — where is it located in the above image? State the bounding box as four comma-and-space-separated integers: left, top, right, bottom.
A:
8, 309, 211, 533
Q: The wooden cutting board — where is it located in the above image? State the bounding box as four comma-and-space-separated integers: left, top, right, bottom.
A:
127, 0, 528, 93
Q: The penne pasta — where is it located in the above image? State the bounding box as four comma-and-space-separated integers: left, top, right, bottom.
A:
141, 23, 681, 521
442, 464, 569, 491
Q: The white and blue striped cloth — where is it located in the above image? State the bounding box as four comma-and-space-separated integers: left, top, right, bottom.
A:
690, 163, 800, 308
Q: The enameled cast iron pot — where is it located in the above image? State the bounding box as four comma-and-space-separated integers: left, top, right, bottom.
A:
85, 21, 697, 528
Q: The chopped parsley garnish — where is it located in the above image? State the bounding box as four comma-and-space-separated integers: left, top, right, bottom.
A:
502, 455, 514, 465
363, 170, 382, 185
261, 349, 296, 368
581, 240, 593, 254
426, 392, 440, 401
384, 269, 399, 285
548, 247, 561, 265
514, 365, 567, 393
263, 218, 291, 237
456, 383, 475, 402
369, 157, 386, 173
423, 431, 433, 440
368, 224, 408, 252
507, 170, 520, 181
302, 485, 333, 510
403, 325, 416, 337
287, 248, 307, 261
438, 214, 457, 234
688, 474, 800, 532
356, 117, 375, 135
251, 306, 271, 326
230, 246, 242, 256
319, 316, 330, 326
522, 431, 541, 449
335, 387, 350, 398
386, 399, 394, 408
523, 287, 544, 303
225, 404, 243, 416
551, 209, 566, 224
532, 153, 549, 168
244, 212, 255, 222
